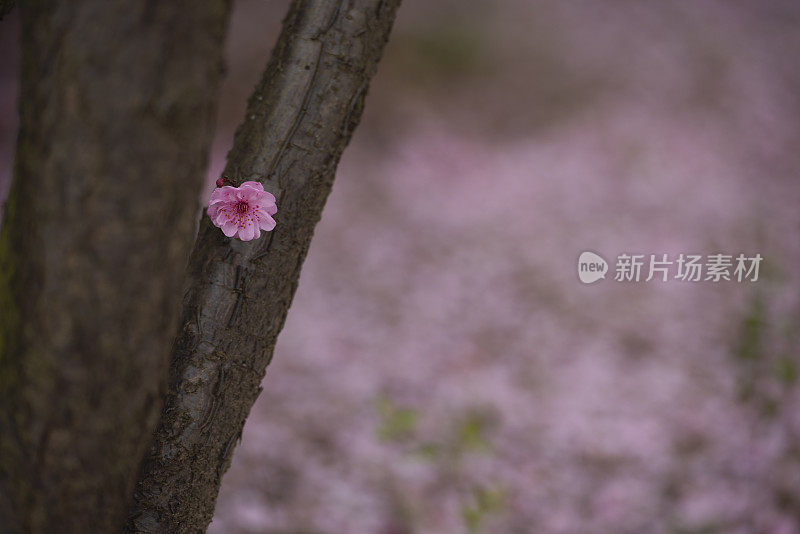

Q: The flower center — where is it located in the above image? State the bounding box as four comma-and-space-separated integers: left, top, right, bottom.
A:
234, 200, 249, 214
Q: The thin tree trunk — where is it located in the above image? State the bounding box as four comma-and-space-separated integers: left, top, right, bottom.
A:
0, 2, 231, 532
126, 0, 401, 531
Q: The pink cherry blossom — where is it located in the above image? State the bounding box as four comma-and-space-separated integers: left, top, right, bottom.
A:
207, 181, 277, 241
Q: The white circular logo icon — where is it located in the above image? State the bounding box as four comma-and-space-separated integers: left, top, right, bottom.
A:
578, 251, 608, 284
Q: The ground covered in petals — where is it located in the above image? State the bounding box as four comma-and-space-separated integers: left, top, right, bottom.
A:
205, 2, 800, 533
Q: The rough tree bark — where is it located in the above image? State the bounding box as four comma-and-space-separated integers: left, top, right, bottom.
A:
126, 0, 401, 531
0, 1, 231, 532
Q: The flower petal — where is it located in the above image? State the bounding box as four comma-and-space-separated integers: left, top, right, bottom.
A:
221, 220, 239, 237
209, 186, 238, 205
240, 181, 265, 192
254, 192, 277, 215
211, 206, 231, 226
238, 220, 257, 241
258, 213, 276, 232
207, 204, 219, 220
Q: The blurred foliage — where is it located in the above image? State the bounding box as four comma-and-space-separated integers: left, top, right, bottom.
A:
376, 396, 419, 442
733, 289, 800, 419
376, 397, 497, 455
775, 357, 797, 386
375, 396, 505, 532
401, 22, 485, 80
461, 484, 507, 534
735, 295, 764, 362
455, 409, 494, 453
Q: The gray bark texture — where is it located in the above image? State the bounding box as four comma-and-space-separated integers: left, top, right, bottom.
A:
127, 0, 401, 532
0, 1, 231, 532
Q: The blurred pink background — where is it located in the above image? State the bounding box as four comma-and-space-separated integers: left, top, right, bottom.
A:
2, 1, 800, 533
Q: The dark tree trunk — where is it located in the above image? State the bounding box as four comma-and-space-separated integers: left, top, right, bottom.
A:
0, 1, 231, 532
126, 0, 402, 531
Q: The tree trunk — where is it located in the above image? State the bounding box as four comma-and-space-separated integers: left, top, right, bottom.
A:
126, 0, 401, 531
0, 1, 231, 532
